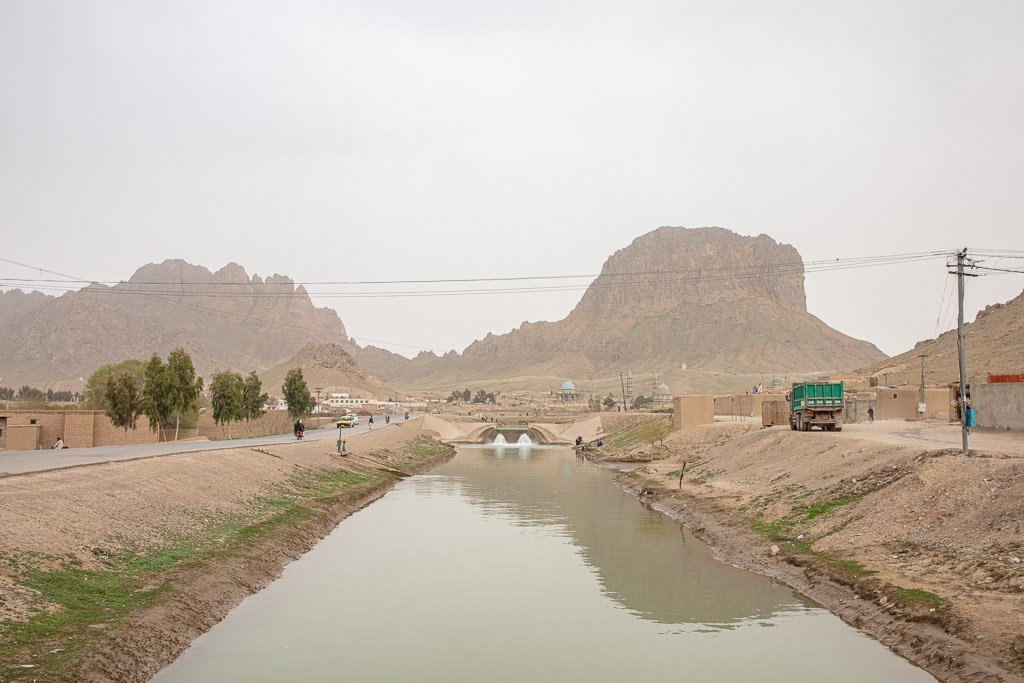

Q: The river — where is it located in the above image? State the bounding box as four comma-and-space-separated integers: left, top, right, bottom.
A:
153, 445, 933, 681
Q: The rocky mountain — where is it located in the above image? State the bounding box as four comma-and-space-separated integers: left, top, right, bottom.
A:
0, 289, 52, 322
0, 260, 351, 388
855, 288, 1024, 386
258, 343, 392, 400
353, 227, 887, 391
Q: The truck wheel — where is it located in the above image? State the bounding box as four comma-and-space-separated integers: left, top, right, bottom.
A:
802, 418, 811, 432
835, 426, 843, 432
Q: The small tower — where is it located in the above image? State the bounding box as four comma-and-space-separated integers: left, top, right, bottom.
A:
625, 371, 634, 405
651, 371, 660, 399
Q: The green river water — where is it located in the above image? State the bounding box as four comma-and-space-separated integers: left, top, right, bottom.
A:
153, 445, 933, 682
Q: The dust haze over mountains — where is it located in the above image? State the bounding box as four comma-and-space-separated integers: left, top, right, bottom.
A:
0, 227, 910, 393
1, 1, 1023, 363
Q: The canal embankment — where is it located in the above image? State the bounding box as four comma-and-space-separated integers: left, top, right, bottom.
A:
0, 418, 454, 683
592, 418, 1024, 682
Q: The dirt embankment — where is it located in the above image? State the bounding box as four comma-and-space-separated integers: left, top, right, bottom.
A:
0, 419, 454, 682
593, 420, 1024, 683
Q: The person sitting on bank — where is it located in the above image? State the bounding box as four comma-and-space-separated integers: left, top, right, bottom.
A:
53, 437, 65, 449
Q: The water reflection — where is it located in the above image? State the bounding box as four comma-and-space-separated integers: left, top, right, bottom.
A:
154, 446, 934, 683
442, 446, 803, 626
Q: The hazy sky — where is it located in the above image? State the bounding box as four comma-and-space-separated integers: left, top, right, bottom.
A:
1, 0, 1021, 358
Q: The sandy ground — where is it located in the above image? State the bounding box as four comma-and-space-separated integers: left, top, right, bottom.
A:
0, 419, 453, 681
597, 419, 1024, 682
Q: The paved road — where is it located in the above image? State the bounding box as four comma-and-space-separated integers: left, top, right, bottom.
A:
0, 415, 418, 477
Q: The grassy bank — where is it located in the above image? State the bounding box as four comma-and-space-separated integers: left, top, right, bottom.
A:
0, 434, 451, 681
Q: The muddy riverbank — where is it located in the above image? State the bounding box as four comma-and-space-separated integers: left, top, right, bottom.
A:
594, 420, 1024, 682
0, 420, 453, 682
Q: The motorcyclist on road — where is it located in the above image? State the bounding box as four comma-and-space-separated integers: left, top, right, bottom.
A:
294, 419, 305, 439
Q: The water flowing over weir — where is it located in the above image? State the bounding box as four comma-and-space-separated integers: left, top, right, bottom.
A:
154, 446, 934, 682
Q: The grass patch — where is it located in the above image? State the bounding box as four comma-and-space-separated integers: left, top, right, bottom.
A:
885, 585, 949, 610
802, 493, 862, 521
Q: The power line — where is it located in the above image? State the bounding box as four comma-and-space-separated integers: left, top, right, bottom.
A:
0, 253, 948, 299
0, 251, 947, 287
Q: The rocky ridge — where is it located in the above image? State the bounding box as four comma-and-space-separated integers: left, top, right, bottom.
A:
0, 260, 351, 388
353, 227, 887, 390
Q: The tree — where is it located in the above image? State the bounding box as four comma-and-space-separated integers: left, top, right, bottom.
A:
85, 360, 145, 411
632, 395, 652, 410
242, 371, 268, 434
282, 368, 313, 420
461, 389, 472, 402
471, 389, 495, 404
638, 418, 672, 449
16, 386, 47, 407
210, 370, 245, 438
868, 376, 879, 388
104, 370, 143, 443
165, 348, 202, 441
0, 386, 15, 401
602, 394, 616, 409
588, 396, 602, 412
142, 355, 173, 439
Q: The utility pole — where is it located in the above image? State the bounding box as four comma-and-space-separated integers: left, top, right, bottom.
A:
619, 369, 628, 413
950, 248, 976, 456
917, 354, 927, 419
314, 386, 323, 429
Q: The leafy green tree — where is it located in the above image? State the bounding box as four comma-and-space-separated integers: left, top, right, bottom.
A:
462, 389, 472, 402
632, 395, 652, 410
868, 376, 879, 388
142, 355, 173, 439
471, 389, 494, 404
104, 370, 144, 443
282, 368, 313, 420
602, 394, 616, 409
242, 371, 268, 433
85, 360, 145, 411
0, 386, 15, 401
165, 348, 203, 441
17, 385, 46, 402
588, 395, 602, 412
210, 370, 245, 438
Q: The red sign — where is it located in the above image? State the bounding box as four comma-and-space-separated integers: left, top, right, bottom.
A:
988, 374, 1024, 383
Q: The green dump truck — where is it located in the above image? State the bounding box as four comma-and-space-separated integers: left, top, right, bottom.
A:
788, 381, 844, 432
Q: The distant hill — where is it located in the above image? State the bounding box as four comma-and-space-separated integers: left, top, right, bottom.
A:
0, 260, 353, 388
855, 288, 1024, 386
259, 343, 392, 400
353, 227, 887, 391
0, 289, 51, 322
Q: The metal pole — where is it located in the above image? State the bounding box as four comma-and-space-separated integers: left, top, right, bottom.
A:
315, 387, 322, 429
917, 353, 927, 419
955, 249, 969, 456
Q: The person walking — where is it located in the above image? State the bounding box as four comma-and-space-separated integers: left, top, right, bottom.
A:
368, 415, 374, 430
867, 406, 875, 422
385, 414, 390, 424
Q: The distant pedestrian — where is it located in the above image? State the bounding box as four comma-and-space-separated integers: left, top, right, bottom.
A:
867, 406, 874, 422
368, 415, 374, 430
385, 414, 390, 424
